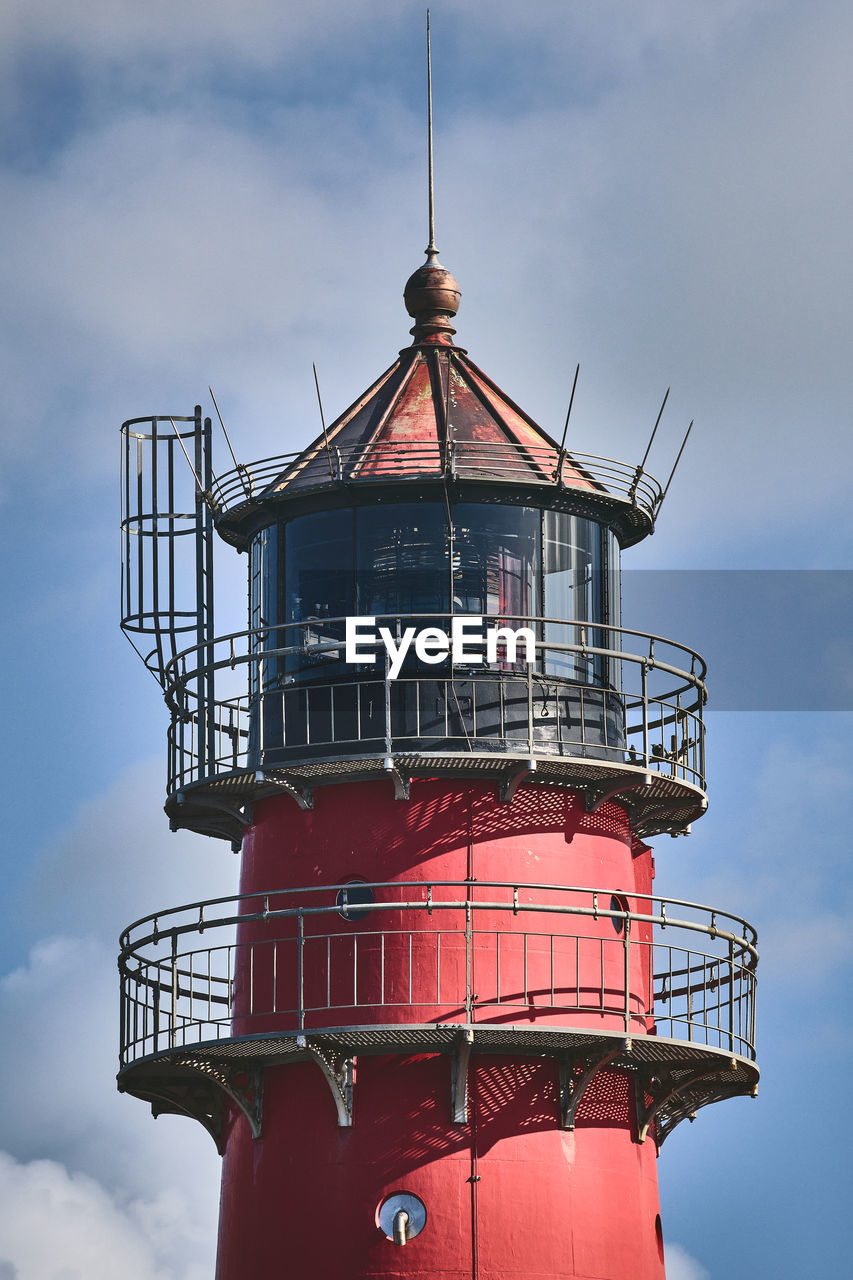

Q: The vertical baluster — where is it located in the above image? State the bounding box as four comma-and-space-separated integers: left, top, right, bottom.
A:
575, 935, 580, 1010
119, 969, 126, 1064
496, 931, 501, 1004
728, 938, 735, 1054
641, 661, 649, 765
297, 909, 305, 1032
623, 915, 631, 1035
272, 939, 277, 1015
170, 933, 178, 1049
523, 932, 528, 1006
549, 933, 554, 1008
599, 937, 604, 1012
465, 902, 473, 1022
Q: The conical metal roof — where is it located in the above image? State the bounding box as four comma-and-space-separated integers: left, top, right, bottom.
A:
212, 259, 664, 548
265, 260, 595, 496
268, 342, 596, 494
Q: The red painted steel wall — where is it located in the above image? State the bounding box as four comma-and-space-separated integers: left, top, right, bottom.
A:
217, 781, 665, 1279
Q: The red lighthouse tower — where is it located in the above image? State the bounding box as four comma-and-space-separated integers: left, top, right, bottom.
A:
118, 237, 759, 1275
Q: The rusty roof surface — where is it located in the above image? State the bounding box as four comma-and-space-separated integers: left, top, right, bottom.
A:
265, 339, 596, 496
211, 261, 663, 548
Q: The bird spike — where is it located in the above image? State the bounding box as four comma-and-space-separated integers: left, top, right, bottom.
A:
312, 362, 335, 480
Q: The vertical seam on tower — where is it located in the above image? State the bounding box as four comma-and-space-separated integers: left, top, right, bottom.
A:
467, 786, 479, 1279
469, 1059, 480, 1280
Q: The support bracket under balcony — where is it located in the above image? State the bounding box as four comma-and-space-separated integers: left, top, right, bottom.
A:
126, 1054, 262, 1157
141, 1083, 223, 1152
451, 1029, 474, 1124
173, 792, 253, 829
633, 1061, 734, 1145
298, 1037, 354, 1127
583, 773, 652, 815
175, 1059, 262, 1152
499, 759, 537, 804
255, 770, 314, 811
559, 1046, 622, 1130
384, 757, 411, 800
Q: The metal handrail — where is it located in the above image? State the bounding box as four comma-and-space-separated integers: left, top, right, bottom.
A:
160, 614, 707, 798
208, 441, 663, 520
120, 881, 756, 954
118, 881, 758, 1067
163, 612, 706, 709
164, 616, 705, 714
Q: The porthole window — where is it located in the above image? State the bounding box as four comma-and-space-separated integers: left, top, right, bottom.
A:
610, 894, 627, 935
336, 880, 374, 921
655, 1213, 664, 1262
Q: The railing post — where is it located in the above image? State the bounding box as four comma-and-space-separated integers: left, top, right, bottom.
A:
152, 970, 160, 1054
623, 914, 632, 1036
465, 900, 473, 1022
641, 660, 650, 765
526, 660, 534, 756
119, 971, 126, 1065
384, 642, 393, 757
297, 909, 305, 1032
728, 937, 736, 1054
170, 932, 178, 1049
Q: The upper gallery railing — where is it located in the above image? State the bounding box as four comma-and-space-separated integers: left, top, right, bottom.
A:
208, 441, 663, 522
161, 615, 707, 797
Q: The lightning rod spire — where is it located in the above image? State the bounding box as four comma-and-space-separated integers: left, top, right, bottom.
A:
426, 9, 438, 263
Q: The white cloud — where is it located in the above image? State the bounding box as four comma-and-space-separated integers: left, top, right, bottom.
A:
1, 6, 851, 1277
666, 1242, 711, 1280
0, 933, 221, 1203
0, 1151, 212, 1280
0, 98, 423, 480
21, 757, 238, 946
659, 723, 853, 991
0, 0, 405, 67
0, 0, 771, 66
0, 763, 230, 1233
1, 0, 851, 556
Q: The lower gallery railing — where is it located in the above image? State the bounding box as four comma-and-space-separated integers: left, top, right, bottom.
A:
119, 883, 757, 1068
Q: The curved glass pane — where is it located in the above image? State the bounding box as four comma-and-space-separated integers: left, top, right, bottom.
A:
357, 504, 449, 616
543, 511, 602, 681
252, 501, 620, 689
249, 525, 279, 696
285, 508, 354, 625
284, 508, 354, 681
452, 504, 539, 618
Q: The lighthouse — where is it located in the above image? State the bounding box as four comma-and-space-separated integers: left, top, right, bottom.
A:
118, 195, 759, 1279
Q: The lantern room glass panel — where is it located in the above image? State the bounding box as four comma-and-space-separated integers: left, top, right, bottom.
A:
451, 504, 540, 620
249, 501, 621, 689
283, 508, 354, 682
356, 504, 449, 617
543, 511, 603, 683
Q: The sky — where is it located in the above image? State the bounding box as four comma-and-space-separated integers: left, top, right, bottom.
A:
0, 1, 851, 1276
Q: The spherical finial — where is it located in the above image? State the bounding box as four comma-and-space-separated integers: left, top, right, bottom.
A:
404, 256, 461, 344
